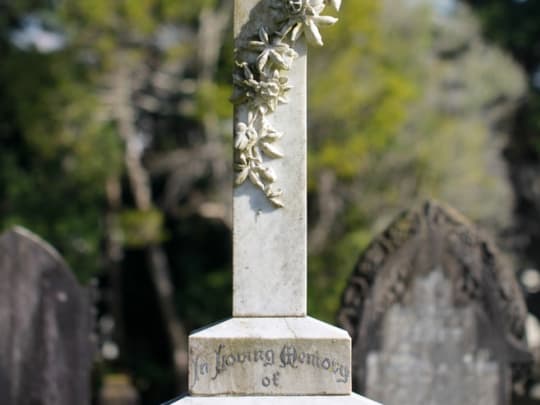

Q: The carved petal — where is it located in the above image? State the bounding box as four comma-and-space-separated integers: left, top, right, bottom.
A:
270, 50, 289, 70
265, 186, 285, 208
269, 98, 279, 112
259, 27, 270, 43
270, 197, 285, 208
291, 23, 303, 42
257, 51, 270, 72
249, 171, 266, 190
235, 168, 250, 185
266, 187, 283, 198
235, 133, 249, 150
261, 142, 284, 158
313, 15, 338, 26
305, 19, 324, 46
328, 0, 341, 11
259, 167, 277, 183
263, 130, 283, 141
247, 41, 266, 51
311, 1, 326, 14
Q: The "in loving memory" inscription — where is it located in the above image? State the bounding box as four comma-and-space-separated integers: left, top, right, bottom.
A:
191, 342, 350, 389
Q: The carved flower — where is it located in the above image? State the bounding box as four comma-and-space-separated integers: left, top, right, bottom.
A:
258, 122, 284, 158
285, 0, 305, 15
232, 0, 342, 208
234, 121, 258, 151
231, 61, 259, 105
248, 27, 299, 73
258, 70, 292, 112
232, 62, 292, 113
287, 0, 338, 47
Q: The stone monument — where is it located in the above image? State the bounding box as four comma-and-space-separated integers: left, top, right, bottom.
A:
163, 0, 379, 404
338, 200, 531, 405
0, 227, 94, 405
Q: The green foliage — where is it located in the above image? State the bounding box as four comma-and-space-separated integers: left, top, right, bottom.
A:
119, 209, 166, 247
309, 229, 372, 322
0, 44, 123, 281
466, 0, 540, 142
308, 0, 427, 180
306, 0, 431, 320
306, 0, 525, 321
195, 80, 234, 121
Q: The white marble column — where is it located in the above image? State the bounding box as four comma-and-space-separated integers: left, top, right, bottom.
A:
233, 0, 307, 317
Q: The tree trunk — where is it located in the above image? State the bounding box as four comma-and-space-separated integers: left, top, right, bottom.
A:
109, 59, 189, 391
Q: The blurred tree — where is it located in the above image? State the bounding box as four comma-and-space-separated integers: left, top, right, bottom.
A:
464, 0, 540, 273
0, 0, 234, 401
307, 0, 526, 321
462, 1, 540, 401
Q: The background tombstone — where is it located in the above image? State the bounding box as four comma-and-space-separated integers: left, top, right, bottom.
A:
0, 226, 94, 405
338, 200, 531, 405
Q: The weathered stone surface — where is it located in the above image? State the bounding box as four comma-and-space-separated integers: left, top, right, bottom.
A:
189, 317, 351, 396
0, 227, 94, 405
167, 393, 381, 405
366, 269, 500, 404
338, 200, 531, 405
233, 0, 307, 317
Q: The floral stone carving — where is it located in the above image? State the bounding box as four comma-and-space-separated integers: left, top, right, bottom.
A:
232, 0, 341, 208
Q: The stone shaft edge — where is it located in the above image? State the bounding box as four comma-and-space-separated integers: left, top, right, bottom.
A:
232, 0, 308, 317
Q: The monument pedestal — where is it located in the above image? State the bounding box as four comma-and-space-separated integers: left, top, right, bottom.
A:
168, 317, 380, 404
168, 393, 379, 405
167, 318, 379, 404
189, 317, 351, 396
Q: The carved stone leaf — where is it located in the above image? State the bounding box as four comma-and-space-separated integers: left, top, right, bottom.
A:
235, 167, 250, 185
270, 197, 285, 208
263, 129, 283, 142
249, 171, 266, 190
327, 0, 342, 11
265, 185, 285, 208
259, 26, 269, 43
305, 19, 324, 46
235, 132, 249, 150
257, 52, 270, 73
313, 15, 339, 26
261, 142, 284, 158
259, 167, 277, 183
291, 23, 303, 42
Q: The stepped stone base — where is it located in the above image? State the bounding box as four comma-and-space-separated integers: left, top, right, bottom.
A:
189, 317, 351, 396
167, 394, 381, 405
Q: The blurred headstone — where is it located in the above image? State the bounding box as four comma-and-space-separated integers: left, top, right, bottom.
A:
338, 200, 531, 405
0, 226, 94, 405
99, 374, 139, 405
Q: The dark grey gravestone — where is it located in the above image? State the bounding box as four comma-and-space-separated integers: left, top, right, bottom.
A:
338, 200, 531, 405
0, 227, 94, 405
